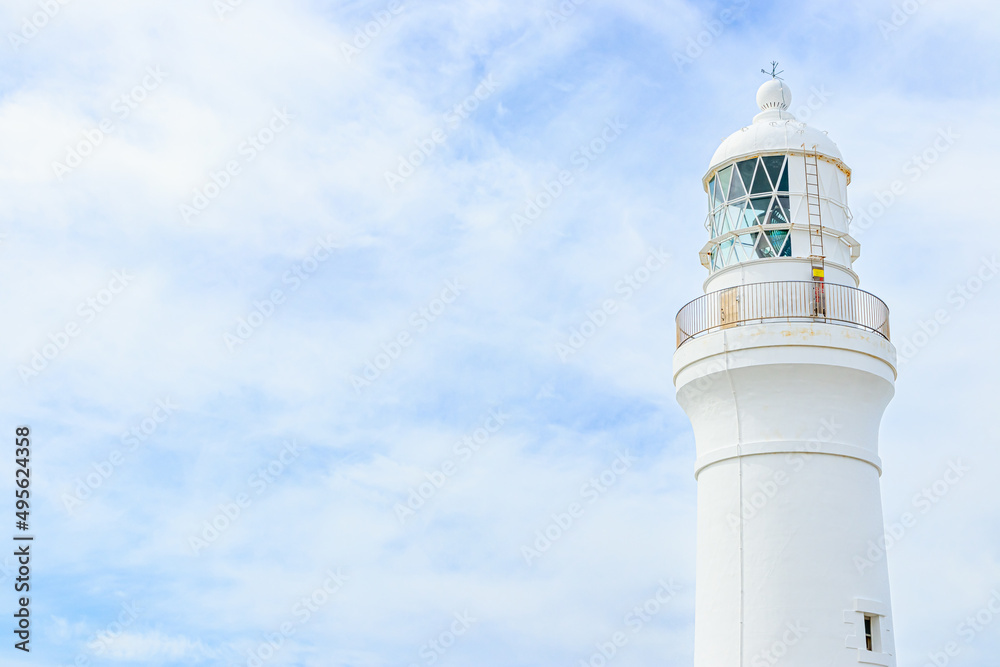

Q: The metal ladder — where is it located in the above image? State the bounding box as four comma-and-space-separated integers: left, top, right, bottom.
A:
802, 146, 826, 316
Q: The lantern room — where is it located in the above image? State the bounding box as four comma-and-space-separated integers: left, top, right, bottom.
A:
699, 78, 862, 293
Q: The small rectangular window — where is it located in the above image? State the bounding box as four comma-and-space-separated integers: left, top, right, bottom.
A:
862, 614, 882, 653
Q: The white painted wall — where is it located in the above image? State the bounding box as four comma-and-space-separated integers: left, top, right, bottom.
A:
674, 323, 898, 667
704, 257, 859, 293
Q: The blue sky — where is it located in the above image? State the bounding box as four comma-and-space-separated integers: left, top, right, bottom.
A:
1, 0, 998, 665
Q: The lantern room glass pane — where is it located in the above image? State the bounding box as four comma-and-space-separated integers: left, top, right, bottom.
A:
736, 160, 755, 194
778, 161, 789, 192
728, 167, 747, 199
737, 159, 755, 188
753, 231, 775, 258
762, 155, 785, 189
749, 196, 770, 225
729, 239, 743, 263
720, 238, 734, 266
768, 195, 790, 225
721, 216, 730, 238
724, 206, 739, 233
734, 234, 753, 262
717, 165, 733, 202
750, 160, 772, 194
767, 229, 791, 256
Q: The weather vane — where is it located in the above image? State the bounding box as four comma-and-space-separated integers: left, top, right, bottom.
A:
761, 61, 784, 80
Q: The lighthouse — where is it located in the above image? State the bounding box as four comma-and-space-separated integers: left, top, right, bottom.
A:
673, 74, 899, 667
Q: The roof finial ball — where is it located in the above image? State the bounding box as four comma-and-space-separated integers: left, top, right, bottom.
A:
756, 77, 791, 112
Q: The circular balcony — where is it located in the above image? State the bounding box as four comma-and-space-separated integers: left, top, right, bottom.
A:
676, 280, 890, 347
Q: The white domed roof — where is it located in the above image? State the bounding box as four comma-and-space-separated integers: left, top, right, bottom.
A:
706, 80, 848, 182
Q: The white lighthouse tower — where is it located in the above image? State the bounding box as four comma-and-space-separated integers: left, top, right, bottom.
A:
673, 74, 899, 667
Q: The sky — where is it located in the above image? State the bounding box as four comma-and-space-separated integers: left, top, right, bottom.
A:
0, 0, 998, 665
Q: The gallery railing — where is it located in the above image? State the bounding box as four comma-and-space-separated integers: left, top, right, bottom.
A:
676, 280, 890, 347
